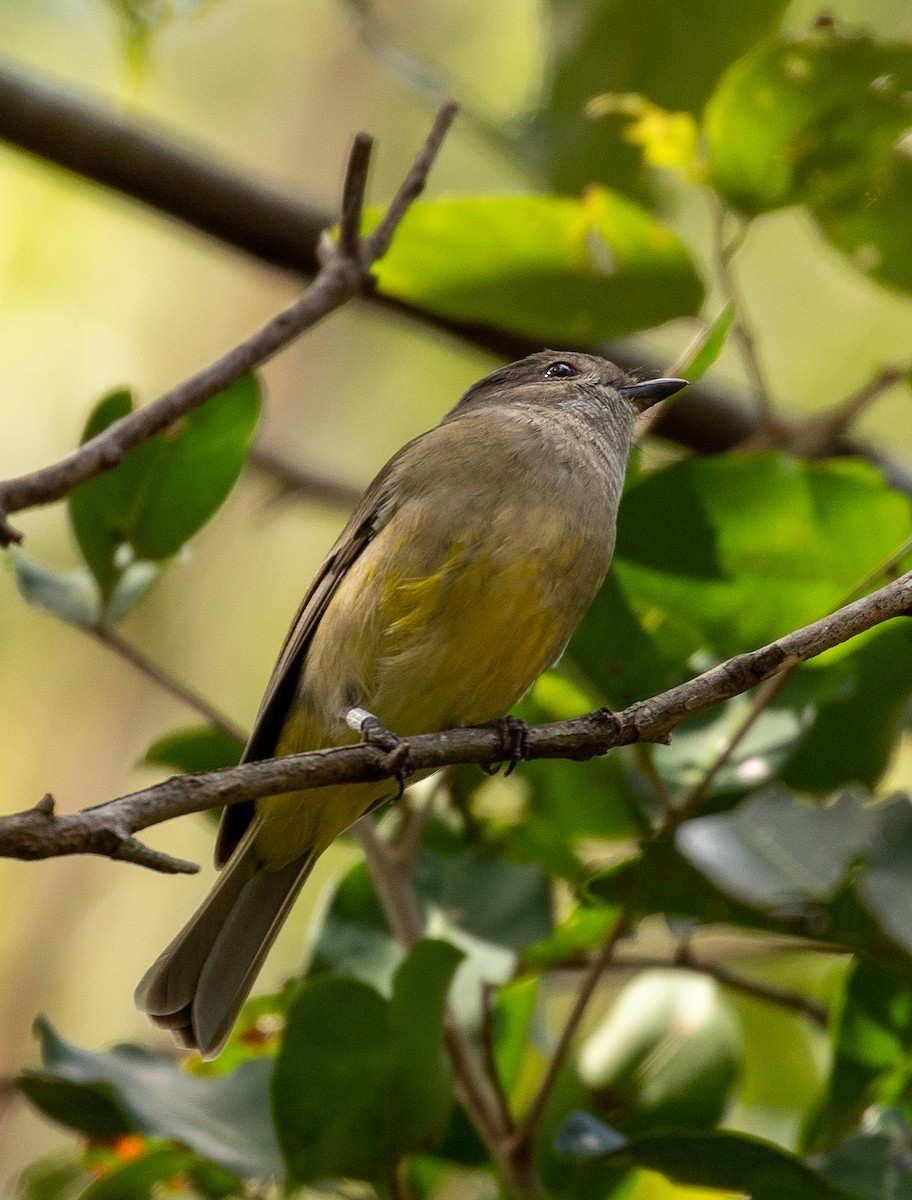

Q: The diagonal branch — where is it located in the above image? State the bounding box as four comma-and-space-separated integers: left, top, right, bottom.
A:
0, 58, 910, 500
0, 100, 458, 545
1, 566, 910, 871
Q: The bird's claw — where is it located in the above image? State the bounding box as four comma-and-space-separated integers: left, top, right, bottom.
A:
480, 715, 530, 777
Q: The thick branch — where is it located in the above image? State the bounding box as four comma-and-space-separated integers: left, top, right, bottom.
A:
0, 100, 457, 544
0, 57, 909, 498
2, 567, 910, 868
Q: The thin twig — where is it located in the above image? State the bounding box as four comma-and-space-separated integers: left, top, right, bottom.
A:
337, 133, 373, 261
351, 817, 518, 1186
788, 362, 912, 457
247, 445, 362, 508
670, 673, 789, 826
605, 950, 829, 1027
0, 101, 458, 544
511, 910, 630, 1152
365, 101, 458, 261
77, 622, 247, 743
714, 205, 773, 418
2, 565, 911, 869
481, 981, 517, 1136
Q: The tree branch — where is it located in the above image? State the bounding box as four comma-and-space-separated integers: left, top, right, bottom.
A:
0, 57, 909, 500
76, 622, 247, 743
0, 99, 458, 545
1, 566, 909, 871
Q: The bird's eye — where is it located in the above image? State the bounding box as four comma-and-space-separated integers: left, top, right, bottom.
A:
544, 361, 579, 379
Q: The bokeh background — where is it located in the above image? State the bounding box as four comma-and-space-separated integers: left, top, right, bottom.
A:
1, 0, 912, 1189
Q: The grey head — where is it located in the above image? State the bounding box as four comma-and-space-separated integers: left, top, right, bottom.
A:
448, 351, 687, 428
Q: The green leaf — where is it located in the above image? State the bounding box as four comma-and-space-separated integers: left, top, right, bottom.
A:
681, 305, 735, 382
67, 390, 140, 598
143, 726, 245, 774
492, 977, 541, 1097
19, 1019, 281, 1179
556, 1118, 854, 1198
806, 964, 912, 1152
613, 454, 912, 660
79, 1146, 197, 1200
8, 551, 101, 625
577, 970, 743, 1133
367, 193, 703, 344
540, 0, 788, 196
67, 376, 260, 600
588, 817, 908, 973
858, 800, 912, 960
309, 846, 553, 999
129, 375, 260, 561
14, 1157, 92, 1200
706, 31, 912, 214
273, 939, 462, 1183
817, 1109, 912, 1200
818, 156, 912, 293
674, 786, 873, 911
780, 622, 912, 794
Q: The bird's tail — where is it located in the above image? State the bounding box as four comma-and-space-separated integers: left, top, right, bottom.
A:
134, 822, 314, 1059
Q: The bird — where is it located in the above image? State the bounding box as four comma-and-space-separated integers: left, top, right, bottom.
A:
135, 350, 686, 1057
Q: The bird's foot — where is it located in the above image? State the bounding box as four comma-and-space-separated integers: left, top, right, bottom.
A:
480, 715, 530, 777
344, 706, 414, 798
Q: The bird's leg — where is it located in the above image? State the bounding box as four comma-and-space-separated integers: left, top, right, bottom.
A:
480, 714, 530, 777
344, 706, 414, 798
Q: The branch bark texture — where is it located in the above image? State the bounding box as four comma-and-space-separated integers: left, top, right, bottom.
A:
2, 567, 909, 871
0, 98, 458, 543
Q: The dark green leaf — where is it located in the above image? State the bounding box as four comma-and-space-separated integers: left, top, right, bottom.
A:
129, 374, 260, 561
67, 389, 142, 598
781, 622, 912, 794
613, 454, 911, 659
858, 799, 912, 959
143, 726, 245, 774
67, 376, 260, 600
20, 1019, 281, 1179
557, 1119, 854, 1198
13, 1157, 92, 1200
818, 156, 912, 293
806, 964, 912, 1152
541, 0, 788, 196
309, 846, 553, 1003
273, 939, 462, 1183
368, 193, 703, 344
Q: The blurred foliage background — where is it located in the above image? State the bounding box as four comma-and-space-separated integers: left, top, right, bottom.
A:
2, 0, 912, 1197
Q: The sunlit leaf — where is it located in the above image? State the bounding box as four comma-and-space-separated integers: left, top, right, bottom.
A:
541, 0, 788, 196
367, 193, 703, 344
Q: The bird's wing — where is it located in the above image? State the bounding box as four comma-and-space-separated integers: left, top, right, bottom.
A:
214, 442, 414, 865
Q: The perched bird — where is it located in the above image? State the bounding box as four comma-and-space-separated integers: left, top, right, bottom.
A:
136, 351, 686, 1057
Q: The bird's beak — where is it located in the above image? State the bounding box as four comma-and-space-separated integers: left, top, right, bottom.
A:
618, 377, 688, 412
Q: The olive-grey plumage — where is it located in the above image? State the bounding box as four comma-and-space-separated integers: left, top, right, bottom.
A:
135, 352, 686, 1056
